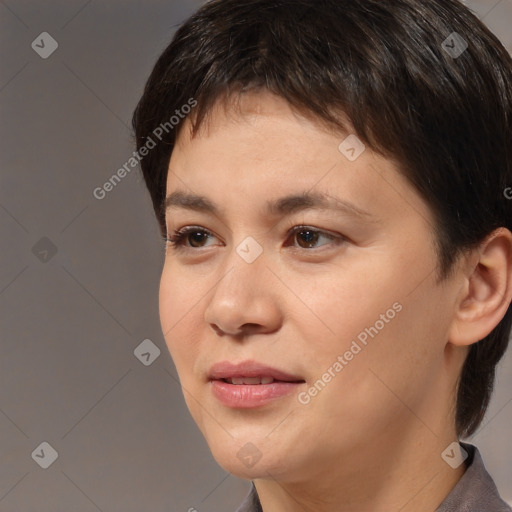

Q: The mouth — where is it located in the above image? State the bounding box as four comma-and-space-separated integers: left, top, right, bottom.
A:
209, 360, 305, 383
221, 376, 285, 385
208, 360, 306, 408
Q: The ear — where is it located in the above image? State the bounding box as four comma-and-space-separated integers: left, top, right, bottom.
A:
449, 228, 512, 347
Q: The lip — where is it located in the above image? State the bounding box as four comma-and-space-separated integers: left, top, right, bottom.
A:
208, 360, 305, 408
209, 360, 304, 382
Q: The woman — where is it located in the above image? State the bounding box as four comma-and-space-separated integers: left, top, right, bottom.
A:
132, 0, 512, 510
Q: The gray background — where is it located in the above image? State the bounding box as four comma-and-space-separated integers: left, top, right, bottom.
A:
0, 0, 511, 510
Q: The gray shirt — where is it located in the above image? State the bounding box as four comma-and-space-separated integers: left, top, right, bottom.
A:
235, 443, 511, 512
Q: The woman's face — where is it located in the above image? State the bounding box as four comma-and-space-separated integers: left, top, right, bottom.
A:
159, 90, 464, 482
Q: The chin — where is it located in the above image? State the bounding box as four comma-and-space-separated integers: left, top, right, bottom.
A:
203, 433, 270, 473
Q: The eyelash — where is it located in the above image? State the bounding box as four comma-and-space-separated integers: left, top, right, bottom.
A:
163, 224, 345, 252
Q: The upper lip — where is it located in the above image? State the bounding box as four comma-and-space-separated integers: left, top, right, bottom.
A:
209, 360, 305, 382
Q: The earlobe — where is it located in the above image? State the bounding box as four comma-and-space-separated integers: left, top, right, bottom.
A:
449, 228, 512, 347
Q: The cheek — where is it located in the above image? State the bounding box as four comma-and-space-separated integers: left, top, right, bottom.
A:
294, 292, 441, 447
292, 256, 443, 395
158, 263, 202, 369
289, 262, 404, 360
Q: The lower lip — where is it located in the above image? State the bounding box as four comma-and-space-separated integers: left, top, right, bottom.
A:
210, 380, 304, 408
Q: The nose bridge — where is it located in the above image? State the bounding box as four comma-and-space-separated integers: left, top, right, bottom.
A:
215, 228, 267, 284
212, 235, 267, 306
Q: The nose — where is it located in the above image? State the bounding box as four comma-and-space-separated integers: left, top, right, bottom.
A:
203, 247, 282, 338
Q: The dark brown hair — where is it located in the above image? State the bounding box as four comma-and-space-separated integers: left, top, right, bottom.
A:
132, 0, 512, 438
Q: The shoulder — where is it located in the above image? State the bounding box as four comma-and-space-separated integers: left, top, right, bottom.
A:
436, 442, 511, 512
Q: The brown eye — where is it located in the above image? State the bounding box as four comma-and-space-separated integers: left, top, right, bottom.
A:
187, 230, 210, 247
295, 229, 321, 248
165, 225, 344, 253
166, 227, 216, 250
289, 226, 339, 249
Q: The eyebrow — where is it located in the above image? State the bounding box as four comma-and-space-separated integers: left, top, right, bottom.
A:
164, 190, 376, 221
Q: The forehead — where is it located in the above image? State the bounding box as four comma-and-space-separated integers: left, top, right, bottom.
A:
176, 89, 349, 147
166, 90, 433, 229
